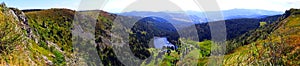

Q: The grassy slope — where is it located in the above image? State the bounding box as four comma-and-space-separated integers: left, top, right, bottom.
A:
146, 9, 300, 66
141, 39, 215, 66
0, 4, 52, 65
224, 9, 300, 65
2, 3, 300, 65
0, 4, 75, 65
25, 9, 75, 65
0, 4, 30, 65
25, 9, 74, 53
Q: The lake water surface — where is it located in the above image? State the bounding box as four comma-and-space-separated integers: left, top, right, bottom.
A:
153, 37, 175, 49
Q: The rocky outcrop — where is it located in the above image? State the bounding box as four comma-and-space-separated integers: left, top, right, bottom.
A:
0, 3, 53, 65
10, 8, 34, 38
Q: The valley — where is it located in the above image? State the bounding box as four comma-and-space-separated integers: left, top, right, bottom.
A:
0, 2, 300, 66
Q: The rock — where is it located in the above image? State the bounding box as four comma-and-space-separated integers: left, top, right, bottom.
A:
42, 56, 53, 65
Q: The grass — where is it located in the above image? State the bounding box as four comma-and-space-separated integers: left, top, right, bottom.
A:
25, 9, 74, 54
140, 39, 216, 66
0, 5, 70, 65
0, 5, 33, 65
222, 10, 300, 65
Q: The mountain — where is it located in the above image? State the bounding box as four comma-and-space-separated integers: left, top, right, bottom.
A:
143, 8, 300, 66
223, 9, 283, 19
186, 9, 283, 19
223, 8, 300, 65
116, 11, 281, 65
0, 3, 118, 65
2, 6, 78, 66
0, 4, 73, 65
2, 5, 264, 65
179, 15, 281, 41
120, 11, 207, 24
120, 9, 283, 23
1, 2, 300, 65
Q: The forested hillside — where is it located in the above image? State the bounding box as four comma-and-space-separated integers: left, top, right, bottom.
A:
223, 9, 300, 65
0, 3, 77, 65
1, 2, 300, 65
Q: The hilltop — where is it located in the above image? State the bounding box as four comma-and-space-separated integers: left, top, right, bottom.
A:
1, 2, 300, 65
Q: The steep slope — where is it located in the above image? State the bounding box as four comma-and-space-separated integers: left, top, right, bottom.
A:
224, 9, 300, 65
129, 16, 180, 59
0, 3, 61, 65
1, 3, 90, 65
25, 8, 75, 65
0, 4, 117, 65
0, 3, 30, 65
2, 2, 298, 65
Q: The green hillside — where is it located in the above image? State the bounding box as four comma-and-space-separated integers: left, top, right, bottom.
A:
223, 9, 300, 65
140, 9, 300, 66
1, 2, 300, 65
0, 3, 30, 65
0, 3, 79, 65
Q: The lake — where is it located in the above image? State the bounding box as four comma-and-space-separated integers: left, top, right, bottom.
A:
153, 37, 175, 49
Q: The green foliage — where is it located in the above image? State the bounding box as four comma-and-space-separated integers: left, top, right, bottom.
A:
0, 6, 23, 53
141, 31, 147, 35
23, 8, 73, 65
25, 9, 74, 54
0, 5, 53, 65
225, 18, 279, 54
181, 39, 214, 57
224, 9, 300, 65
260, 22, 267, 27
181, 16, 280, 42
141, 39, 216, 66
53, 50, 66, 65
198, 40, 212, 56
2, 3, 300, 65
94, 12, 126, 66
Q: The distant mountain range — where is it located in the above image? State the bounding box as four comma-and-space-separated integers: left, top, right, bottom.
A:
119, 9, 283, 23
2, 2, 300, 65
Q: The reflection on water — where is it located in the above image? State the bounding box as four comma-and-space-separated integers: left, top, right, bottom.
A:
153, 37, 175, 49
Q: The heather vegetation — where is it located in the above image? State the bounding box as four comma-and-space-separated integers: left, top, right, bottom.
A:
223, 9, 300, 65
25, 9, 76, 65
0, 4, 75, 65
94, 8, 300, 65
0, 4, 28, 65
1, 2, 300, 65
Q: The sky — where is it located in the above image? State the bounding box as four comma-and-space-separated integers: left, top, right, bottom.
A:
1, 0, 300, 13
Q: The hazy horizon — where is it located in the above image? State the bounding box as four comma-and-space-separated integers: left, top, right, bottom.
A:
1, 0, 299, 13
